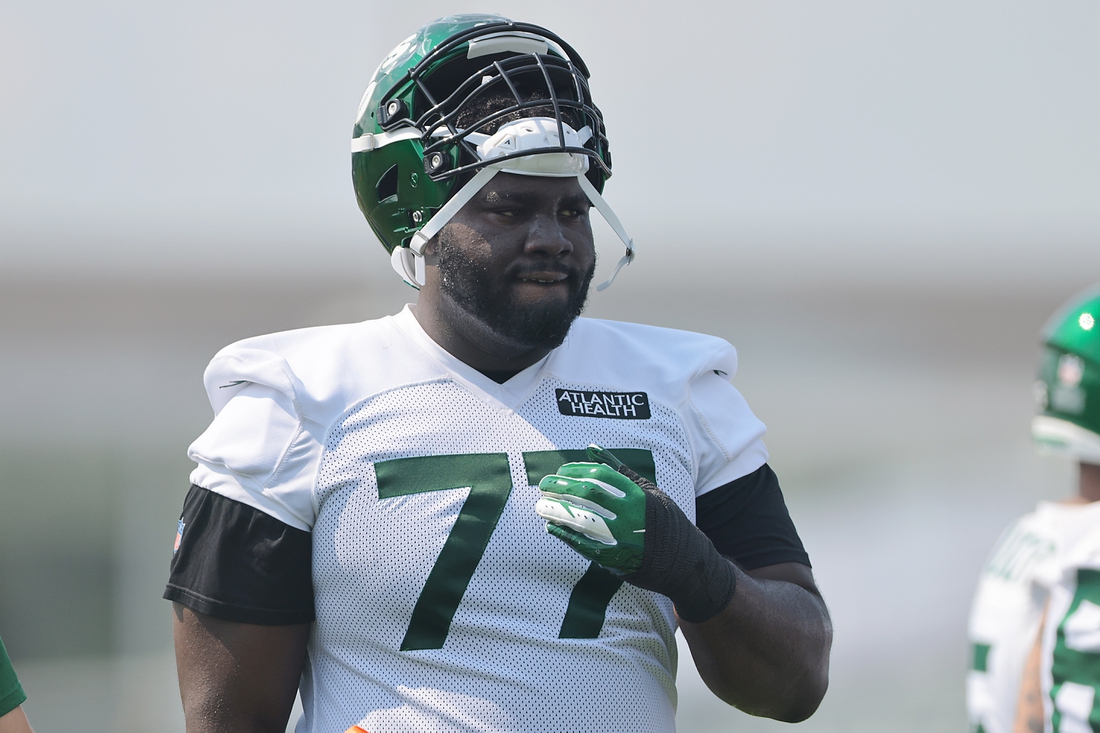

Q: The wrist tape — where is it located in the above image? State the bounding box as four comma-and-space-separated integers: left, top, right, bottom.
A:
618, 466, 737, 623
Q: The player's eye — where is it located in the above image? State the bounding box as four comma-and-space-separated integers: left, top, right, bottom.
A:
484, 204, 523, 217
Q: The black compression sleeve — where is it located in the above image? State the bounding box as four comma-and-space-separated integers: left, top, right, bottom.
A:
695, 464, 811, 570
163, 485, 315, 625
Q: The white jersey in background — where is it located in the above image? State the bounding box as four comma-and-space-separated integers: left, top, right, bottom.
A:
1037, 517, 1100, 733
967, 500, 1100, 733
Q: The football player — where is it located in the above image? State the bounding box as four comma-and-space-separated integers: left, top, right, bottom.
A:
165, 15, 832, 732
967, 286, 1100, 733
0, 636, 33, 733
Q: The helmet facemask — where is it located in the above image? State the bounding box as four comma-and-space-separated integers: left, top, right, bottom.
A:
406, 46, 608, 185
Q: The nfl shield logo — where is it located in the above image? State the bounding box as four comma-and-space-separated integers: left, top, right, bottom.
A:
174, 519, 186, 553
1058, 354, 1085, 387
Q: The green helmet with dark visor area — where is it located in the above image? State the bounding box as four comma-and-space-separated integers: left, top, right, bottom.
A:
351, 14, 634, 290
1032, 285, 1100, 463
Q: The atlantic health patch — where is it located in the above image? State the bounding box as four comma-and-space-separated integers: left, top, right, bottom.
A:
555, 389, 651, 419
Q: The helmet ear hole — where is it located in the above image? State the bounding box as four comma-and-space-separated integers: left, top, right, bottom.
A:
376, 165, 399, 203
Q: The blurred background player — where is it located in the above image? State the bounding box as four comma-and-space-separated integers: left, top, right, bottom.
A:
0, 636, 34, 733
165, 14, 831, 733
967, 286, 1100, 733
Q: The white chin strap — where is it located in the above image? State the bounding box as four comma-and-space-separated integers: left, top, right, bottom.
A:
390, 117, 635, 290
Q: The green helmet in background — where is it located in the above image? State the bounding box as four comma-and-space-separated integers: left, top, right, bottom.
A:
351, 14, 633, 289
1033, 285, 1100, 463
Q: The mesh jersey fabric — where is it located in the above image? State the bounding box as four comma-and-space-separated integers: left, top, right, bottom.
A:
967, 500, 1100, 733
186, 307, 769, 733
0, 637, 26, 718
164, 463, 809, 627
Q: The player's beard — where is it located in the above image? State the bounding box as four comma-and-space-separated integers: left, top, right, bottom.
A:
436, 240, 595, 353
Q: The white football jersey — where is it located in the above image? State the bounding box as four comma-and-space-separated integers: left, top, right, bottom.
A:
967, 500, 1100, 733
1037, 514, 1100, 733
188, 307, 768, 733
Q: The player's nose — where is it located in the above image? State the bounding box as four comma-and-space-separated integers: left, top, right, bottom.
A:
523, 213, 574, 257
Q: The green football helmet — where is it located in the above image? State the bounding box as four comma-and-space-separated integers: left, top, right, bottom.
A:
1033, 285, 1100, 463
351, 14, 634, 289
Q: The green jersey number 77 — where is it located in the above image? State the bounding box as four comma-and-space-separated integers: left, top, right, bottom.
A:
374, 449, 657, 651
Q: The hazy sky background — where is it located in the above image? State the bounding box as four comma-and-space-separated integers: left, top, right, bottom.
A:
1, 0, 1097, 290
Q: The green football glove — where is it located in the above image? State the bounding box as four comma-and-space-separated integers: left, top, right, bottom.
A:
535, 447, 648, 575
535, 444, 737, 623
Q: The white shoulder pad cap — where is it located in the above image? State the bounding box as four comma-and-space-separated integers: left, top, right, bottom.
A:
686, 349, 768, 496
188, 348, 321, 531
202, 347, 309, 414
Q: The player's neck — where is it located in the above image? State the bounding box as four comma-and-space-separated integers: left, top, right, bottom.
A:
409, 301, 553, 373
1079, 462, 1100, 503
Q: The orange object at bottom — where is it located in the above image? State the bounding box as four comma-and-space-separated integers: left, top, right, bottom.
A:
345, 727, 369, 733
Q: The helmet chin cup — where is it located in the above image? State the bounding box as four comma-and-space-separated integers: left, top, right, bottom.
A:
391, 247, 426, 289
